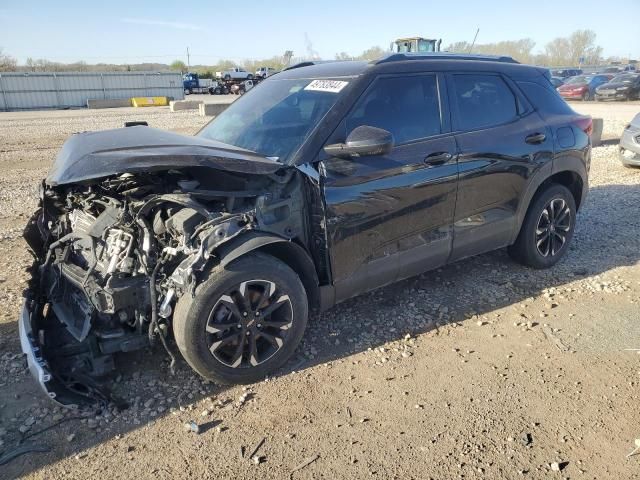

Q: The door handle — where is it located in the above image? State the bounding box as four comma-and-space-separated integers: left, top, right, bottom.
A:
424, 152, 453, 166
525, 132, 546, 144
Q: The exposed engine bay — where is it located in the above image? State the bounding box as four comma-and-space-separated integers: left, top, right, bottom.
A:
22, 164, 308, 406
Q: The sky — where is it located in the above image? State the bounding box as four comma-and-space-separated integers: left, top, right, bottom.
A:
1, 0, 639, 65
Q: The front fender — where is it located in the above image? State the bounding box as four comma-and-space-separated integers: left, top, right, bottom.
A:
212, 232, 322, 312
214, 231, 290, 267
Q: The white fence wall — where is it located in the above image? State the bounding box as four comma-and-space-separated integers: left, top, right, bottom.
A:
0, 71, 185, 111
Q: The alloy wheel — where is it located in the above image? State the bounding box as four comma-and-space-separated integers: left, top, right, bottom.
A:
535, 198, 572, 257
206, 280, 293, 368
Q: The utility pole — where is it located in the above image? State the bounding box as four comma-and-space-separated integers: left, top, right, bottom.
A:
186, 47, 191, 70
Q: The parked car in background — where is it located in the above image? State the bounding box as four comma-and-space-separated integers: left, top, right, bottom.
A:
551, 68, 582, 78
600, 66, 622, 74
619, 113, 640, 167
255, 67, 277, 79
595, 73, 640, 101
550, 76, 565, 88
557, 74, 611, 100
210, 82, 230, 95
230, 79, 254, 95
216, 67, 253, 80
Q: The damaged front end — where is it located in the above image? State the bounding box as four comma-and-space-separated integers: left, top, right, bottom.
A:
21, 127, 309, 406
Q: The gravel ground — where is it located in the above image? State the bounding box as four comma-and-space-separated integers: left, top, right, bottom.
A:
0, 104, 639, 480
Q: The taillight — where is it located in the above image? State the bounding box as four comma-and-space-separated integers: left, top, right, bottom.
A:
575, 116, 593, 136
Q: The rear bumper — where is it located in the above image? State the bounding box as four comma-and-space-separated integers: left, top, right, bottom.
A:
619, 147, 640, 166
619, 131, 640, 166
19, 300, 59, 403
559, 92, 586, 100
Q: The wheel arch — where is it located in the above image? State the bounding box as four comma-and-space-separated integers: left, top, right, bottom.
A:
510, 161, 587, 244
214, 232, 320, 313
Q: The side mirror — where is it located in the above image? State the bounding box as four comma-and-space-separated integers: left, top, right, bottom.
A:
324, 125, 394, 159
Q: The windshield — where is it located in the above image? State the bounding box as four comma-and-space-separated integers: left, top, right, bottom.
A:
611, 74, 637, 83
198, 77, 349, 163
565, 75, 592, 85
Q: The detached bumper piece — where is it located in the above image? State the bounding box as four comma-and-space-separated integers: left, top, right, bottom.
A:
19, 297, 134, 407
19, 301, 60, 404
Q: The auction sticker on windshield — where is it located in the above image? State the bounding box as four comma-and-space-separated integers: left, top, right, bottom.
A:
304, 80, 349, 93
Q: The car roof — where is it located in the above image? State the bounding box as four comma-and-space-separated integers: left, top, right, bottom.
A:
276, 54, 546, 81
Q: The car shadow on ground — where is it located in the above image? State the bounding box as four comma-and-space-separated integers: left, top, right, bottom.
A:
2, 182, 639, 478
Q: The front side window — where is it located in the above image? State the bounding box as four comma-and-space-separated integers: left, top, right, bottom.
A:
451, 74, 518, 131
345, 75, 441, 145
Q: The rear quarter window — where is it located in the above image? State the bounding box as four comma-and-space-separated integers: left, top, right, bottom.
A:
516, 80, 575, 118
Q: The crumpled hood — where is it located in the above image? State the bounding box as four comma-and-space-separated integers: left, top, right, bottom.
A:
46, 126, 282, 186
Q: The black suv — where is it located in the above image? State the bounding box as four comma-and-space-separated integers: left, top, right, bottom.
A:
21, 54, 591, 404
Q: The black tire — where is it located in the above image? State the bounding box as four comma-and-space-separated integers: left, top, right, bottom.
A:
581, 90, 590, 101
224, 74, 231, 80
247, 74, 254, 80
508, 184, 576, 269
173, 253, 308, 384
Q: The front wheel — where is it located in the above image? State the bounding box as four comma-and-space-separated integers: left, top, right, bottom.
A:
173, 253, 308, 384
508, 184, 576, 269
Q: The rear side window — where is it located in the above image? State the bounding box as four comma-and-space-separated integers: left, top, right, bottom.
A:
517, 81, 575, 117
346, 75, 441, 144
451, 74, 518, 131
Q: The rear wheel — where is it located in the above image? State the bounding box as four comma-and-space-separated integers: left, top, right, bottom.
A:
508, 184, 576, 269
173, 253, 308, 384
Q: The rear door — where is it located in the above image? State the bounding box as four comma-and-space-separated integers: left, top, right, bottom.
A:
321, 73, 458, 302
447, 72, 554, 261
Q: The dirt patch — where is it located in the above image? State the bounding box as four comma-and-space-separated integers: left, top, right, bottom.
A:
0, 104, 639, 480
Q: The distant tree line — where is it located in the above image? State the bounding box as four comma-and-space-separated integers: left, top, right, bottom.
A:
0, 48, 17, 71
0, 31, 631, 74
446, 30, 606, 66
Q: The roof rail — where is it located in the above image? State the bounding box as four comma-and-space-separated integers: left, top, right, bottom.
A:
283, 60, 343, 71
375, 53, 519, 65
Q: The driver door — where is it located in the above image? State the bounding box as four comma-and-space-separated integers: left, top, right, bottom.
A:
320, 73, 459, 302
